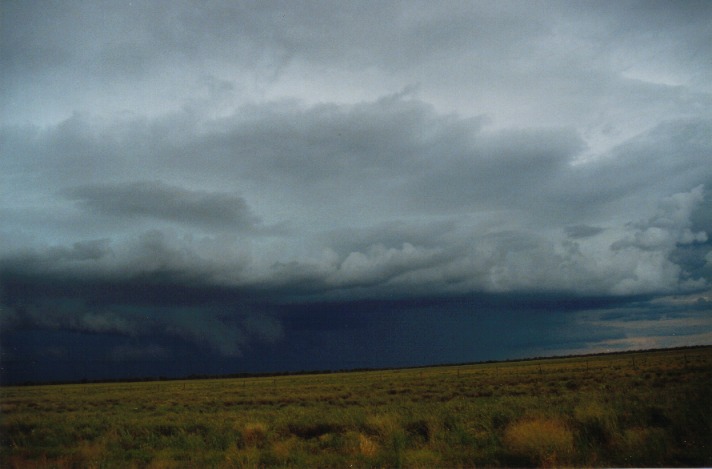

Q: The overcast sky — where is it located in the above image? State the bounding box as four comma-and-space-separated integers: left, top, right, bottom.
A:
2, 0, 711, 383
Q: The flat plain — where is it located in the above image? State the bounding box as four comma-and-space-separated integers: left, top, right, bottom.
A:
1, 346, 711, 468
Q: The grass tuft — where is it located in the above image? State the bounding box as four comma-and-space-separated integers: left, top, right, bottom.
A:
240, 422, 268, 448
503, 417, 574, 467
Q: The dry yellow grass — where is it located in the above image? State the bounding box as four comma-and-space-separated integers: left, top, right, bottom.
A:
2, 346, 710, 467
503, 417, 574, 467
357, 433, 378, 456
240, 422, 268, 447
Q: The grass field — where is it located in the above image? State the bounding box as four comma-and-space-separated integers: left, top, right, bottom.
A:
1, 346, 711, 468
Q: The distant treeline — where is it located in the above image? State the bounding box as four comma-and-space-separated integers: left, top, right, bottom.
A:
7, 344, 710, 387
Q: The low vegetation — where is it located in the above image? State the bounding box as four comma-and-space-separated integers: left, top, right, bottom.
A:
2, 347, 710, 467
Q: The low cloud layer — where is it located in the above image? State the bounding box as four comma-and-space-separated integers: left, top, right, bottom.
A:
3, 102, 709, 298
64, 181, 261, 231
2, 1, 711, 382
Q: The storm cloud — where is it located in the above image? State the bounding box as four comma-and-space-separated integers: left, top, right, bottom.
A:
2, 1, 711, 383
63, 181, 261, 230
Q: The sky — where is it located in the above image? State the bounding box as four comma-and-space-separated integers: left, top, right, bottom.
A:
1, 0, 711, 384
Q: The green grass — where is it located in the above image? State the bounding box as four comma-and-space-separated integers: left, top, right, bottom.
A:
2, 347, 711, 467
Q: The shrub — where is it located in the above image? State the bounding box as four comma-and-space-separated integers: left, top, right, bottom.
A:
503, 417, 574, 467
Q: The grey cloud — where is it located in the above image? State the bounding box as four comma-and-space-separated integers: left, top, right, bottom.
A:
8, 1, 683, 80
66, 239, 112, 260
15, 301, 142, 337
0, 2, 75, 74
2, 94, 711, 300
194, 100, 709, 227
575, 295, 712, 352
107, 230, 251, 286
406, 126, 584, 214
323, 220, 459, 253
1, 240, 114, 278
3, 1, 712, 383
3, 1, 709, 125
95, 41, 153, 80
6, 96, 710, 233
329, 243, 447, 290
537, 118, 712, 224
0, 229, 251, 289
605, 186, 709, 294
184, 96, 587, 222
111, 344, 170, 362
45, 239, 113, 262
565, 225, 605, 239
689, 186, 712, 236
0, 275, 284, 358
204, 93, 475, 183
163, 310, 247, 357
64, 181, 261, 230
1, 1, 540, 74
565, 0, 712, 85
611, 185, 708, 252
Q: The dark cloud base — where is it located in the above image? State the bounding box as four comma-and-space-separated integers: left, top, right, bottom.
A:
1, 267, 693, 385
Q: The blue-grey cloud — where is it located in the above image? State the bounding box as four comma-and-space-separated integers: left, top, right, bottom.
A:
565, 225, 605, 239
64, 181, 260, 230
